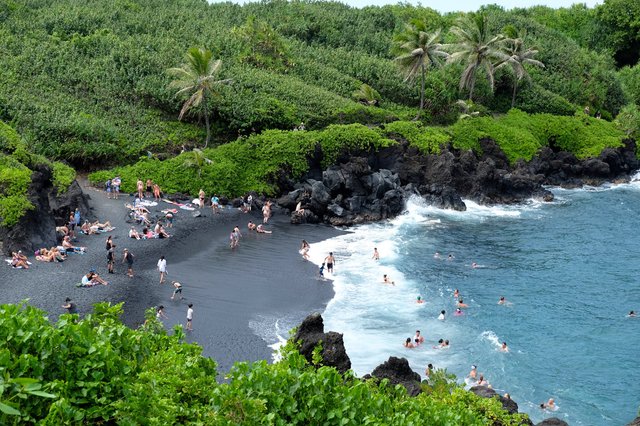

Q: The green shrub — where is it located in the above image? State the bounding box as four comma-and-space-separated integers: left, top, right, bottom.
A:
0, 302, 217, 424
0, 155, 33, 227
382, 121, 450, 154
51, 162, 76, 194
90, 124, 395, 197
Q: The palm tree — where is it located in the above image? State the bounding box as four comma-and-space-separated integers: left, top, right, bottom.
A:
352, 83, 381, 106
167, 48, 231, 148
183, 148, 213, 179
498, 29, 545, 108
446, 13, 508, 101
393, 20, 448, 119
455, 99, 481, 120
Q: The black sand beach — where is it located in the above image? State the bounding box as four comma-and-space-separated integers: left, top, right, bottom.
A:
0, 180, 343, 375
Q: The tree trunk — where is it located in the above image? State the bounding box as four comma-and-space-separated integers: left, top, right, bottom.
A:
468, 74, 476, 101
417, 62, 425, 120
203, 102, 211, 149
511, 78, 518, 108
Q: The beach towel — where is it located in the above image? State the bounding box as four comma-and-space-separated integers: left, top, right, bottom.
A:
162, 198, 195, 211
138, 200, 158, 207
4, 259, 32, 268
161, 209, 178, 214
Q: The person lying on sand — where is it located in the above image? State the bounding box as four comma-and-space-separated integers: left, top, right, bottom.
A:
36, 247, 66, 262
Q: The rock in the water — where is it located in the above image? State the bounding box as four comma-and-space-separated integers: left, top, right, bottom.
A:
536, 418, 569, 426
469, 386, 519, 415
293, 313, 351, 374
368, 357, 422, 397
626, 417, 640, 426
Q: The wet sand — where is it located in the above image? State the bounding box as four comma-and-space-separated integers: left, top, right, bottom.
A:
0, 180, 343, 375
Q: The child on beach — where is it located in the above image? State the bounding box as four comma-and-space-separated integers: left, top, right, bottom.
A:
171, 281, 184, 300
318, 263, 325, 278
186, 303, 194, 331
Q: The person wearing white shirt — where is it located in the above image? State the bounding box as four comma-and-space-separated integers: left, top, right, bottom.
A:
157, 255, 167, 284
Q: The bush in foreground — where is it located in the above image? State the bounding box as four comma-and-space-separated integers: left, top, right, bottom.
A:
0, 302, 528, 425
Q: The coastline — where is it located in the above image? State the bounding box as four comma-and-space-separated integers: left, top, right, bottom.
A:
0, 180, 344, 375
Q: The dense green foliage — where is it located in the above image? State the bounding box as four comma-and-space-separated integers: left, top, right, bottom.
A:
90, 111, 627, 197
89, 123, 395, 197
0, 0, 637, 169
0, 302, 528, 424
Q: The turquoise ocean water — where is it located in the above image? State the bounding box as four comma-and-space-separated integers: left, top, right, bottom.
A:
308, 176, 640, 425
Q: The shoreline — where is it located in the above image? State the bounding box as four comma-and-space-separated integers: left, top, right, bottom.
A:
0, 180, 344, 376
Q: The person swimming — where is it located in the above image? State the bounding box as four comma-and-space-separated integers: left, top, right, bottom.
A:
403, 337, 415, 348
540, 398, 557, 410
454, 308, 464, 316
500, 341, 509, 352
453, 289, 460, 299
447, 253, 454, 261
382, 274, 395, 286
468, 365, 477, 380
433, 338, 444, 349
457, 299, 469, 308
471, 262, 478, 268
434, 252, 441, 259
438, 310, 445, 320
628, 310, 637, 317
498, 296, 506, 305
416, 295, 424, 304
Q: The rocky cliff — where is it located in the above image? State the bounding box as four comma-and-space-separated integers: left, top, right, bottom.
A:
278, 138, 639, 226
0, 165, 91, 255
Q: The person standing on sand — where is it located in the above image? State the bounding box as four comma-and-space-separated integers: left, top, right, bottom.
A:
107, 244, 116, 274
300, 240, 310, 260
137, 179, 144, 200
157, 255, 167, 284
122, 248, 135, 277
112, 176, 121, 200
146, 179, 153, 198
262, 200, 272, 224
324, 252, 335, 273
186, 303, 194, 331
198, 189, 205, 209
153, 183, 161, 201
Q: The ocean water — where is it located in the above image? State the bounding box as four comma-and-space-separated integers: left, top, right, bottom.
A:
308, 176, 640, 425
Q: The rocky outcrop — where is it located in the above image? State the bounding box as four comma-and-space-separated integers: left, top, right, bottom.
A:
277, 137, 638, 226
0, 164, 91, 255
293, 314, 537, 420
293, 313, 351, 374
627, 417, 640, 426
365, 356, 422, 397
470, 386, 521, 416
535, 418, 568, 426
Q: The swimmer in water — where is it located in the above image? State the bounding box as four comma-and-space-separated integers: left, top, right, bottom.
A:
434, 252, 441, 259
447, 253, 454, 261
416, 296, 424, 304
498, 296, 506, 305
413, 330, 424, 344
382, 274, 395, 286
438, 310, 445, 320
454, 308, 464, 316
540, 398, 556, 410
453, 289, 460, 299
471, 262, 478, 268
457, 299, 469, 308
433, 338, 444, 349
500, 341, 509, 352
468, 365, 477, 380
403, 337, 415, 348
628, 310, 637, 317
442, 339, 450, 349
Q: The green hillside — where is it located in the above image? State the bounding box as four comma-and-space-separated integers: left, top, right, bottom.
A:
0, 0, 638, 169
